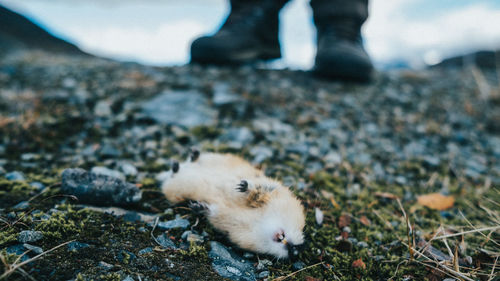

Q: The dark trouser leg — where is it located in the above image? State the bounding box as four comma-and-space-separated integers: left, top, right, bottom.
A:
310, 0, 373, 82
190, 0, 290, 65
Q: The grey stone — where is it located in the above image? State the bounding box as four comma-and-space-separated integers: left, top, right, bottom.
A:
423, 156, 440, 167
357, 241, 369, 248
255, 259, 272, 271
220, 127, 254, 149
156, 233, 177, 249
30, 182, 46, 190
13, 201, 30, 210
61, 168, 142, 206
98, 261, 114, 270
91, 166, 125, 181
6, 244, 29, 261
209, 241, 256, 281
18, 230, 43, 243
138, 247, 153, 255
324, 151, 342, 165
23, 243, 43, 254
67, 241, 90, 251
292, 261, 305, 270
258, 271, 269, 278
142, 90, 217, 128
94, 100, 112, 117
154, 216, 190, 230
99, 144, 121, 158
213, 83, 239, 105
119, 162, 138, 177
122, 276, 134, 281
249, 146, 273, 164
5, 171, 25, 181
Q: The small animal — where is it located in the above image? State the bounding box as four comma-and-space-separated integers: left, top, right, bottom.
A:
162, 150, 305, 259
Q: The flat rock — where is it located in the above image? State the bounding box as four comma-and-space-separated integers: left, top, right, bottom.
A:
5, 171, 25, 181
67, 241, 90, 251
209, 241, 256, 281
153, 216, 190, 230
61, 168, 142, 206
142, 90, 217, 128
18, 230, 43, 243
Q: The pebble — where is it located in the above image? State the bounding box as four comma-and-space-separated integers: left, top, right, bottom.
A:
156, 233, 177, 249
23, 243, 43, 254
209, 241, 256, 281
6, 244, 29, 261
142, 90, 217, 128
256, 259, 272, 271
293, 261, 305, 270
67, 241, 90, 251
91, 166, 125, 181
61, 168, 142, 206
98, 261, 114, 270
122, 276, 134, 281
13, 201, 30, 210
118, 162, 138, 177
249, 146, 273, 164
94, 100, 112, 117
258, 271, 269, 278
138, 247, 153, 255
155, 216, 190, 230
5, 171, 25, 181
18, 230, 43, 243
30, 181, 46, 190
220, 127, 254, 149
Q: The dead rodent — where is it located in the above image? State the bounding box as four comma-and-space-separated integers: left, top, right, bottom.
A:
162, 150, 305, 259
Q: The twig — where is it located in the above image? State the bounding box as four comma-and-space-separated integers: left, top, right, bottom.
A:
433, 226, 500, 240
274, 262, 325, 281
487, 256, 498, 281
0, 239, 74, 279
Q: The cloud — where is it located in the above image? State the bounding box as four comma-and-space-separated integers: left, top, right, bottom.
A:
365, 1, 500, 67
2, 0, 500, 69
66, 20, 206, 65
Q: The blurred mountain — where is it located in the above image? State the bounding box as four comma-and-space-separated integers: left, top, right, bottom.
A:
431, 50, 499, 69
0, 4, 89, 56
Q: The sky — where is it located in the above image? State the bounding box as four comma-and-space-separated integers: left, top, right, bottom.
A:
2, 0, 500, 69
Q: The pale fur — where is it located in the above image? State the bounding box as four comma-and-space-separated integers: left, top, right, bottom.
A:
162, 152, 305, 258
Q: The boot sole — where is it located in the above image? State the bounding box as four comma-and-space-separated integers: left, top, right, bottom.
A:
191, 46, 281, 65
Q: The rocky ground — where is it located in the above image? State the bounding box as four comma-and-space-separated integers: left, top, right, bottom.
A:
0, 51, 499, 281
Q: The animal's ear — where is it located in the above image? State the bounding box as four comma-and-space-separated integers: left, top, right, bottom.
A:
245, 187, 271, 208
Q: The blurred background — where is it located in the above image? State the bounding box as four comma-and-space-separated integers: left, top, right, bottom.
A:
1, 0, 500, 69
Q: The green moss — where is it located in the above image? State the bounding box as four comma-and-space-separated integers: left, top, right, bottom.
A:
190, 126, 221, 139
0, 228, 17, 245
179, 243, 209, 260
98, 272, 121, 281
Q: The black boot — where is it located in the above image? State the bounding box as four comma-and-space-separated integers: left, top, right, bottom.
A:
190, 0, 289, 65
311, 0, 373, 82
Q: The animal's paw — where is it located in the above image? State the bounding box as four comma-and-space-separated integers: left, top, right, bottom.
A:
236, 180, 248, 192
188, 200, 208, 215
189, 147, 200, 162
171, 160, 180, 173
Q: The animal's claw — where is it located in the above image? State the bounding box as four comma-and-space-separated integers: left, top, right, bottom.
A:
190, 148, 200, 162
189, 200, 208, 215
172, 161, 179, 173
237, 180, 248, 192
